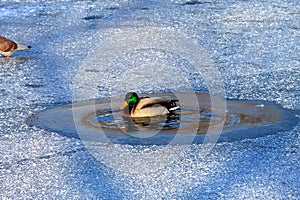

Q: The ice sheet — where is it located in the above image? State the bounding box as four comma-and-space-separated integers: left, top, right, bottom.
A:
0, 0, 299, 199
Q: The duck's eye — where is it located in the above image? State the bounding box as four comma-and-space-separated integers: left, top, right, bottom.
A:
128, 96, 137, 104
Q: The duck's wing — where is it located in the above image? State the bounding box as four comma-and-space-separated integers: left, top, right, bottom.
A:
0, 36, 18, 53
137, 97, 178, 110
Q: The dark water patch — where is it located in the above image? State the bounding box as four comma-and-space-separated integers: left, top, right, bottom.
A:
181, 1, 212, 6
106, 7, 119, 10
24, 83, 45, 88
82, 15, 106, 20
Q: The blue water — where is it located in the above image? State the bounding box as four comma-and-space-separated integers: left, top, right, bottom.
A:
0, 0, 299, 199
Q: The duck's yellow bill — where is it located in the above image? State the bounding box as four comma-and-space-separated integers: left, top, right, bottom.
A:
119, 101, 128, 110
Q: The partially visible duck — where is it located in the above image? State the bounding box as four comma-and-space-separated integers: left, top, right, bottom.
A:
0, 35, 31, 60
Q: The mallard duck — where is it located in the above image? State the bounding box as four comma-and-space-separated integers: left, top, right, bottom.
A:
119, 92, 179, 118
0, 35, 31, 60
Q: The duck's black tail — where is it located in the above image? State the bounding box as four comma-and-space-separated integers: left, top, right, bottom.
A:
168, 100, 179, 112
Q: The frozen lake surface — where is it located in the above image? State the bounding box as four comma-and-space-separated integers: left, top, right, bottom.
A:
0, 0, 299, 199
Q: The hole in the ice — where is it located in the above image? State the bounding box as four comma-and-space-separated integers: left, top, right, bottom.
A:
27, 92, 299, 145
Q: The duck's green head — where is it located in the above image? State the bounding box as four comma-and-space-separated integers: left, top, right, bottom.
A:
126, 92, 139, 105
119, 92, 139, 110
